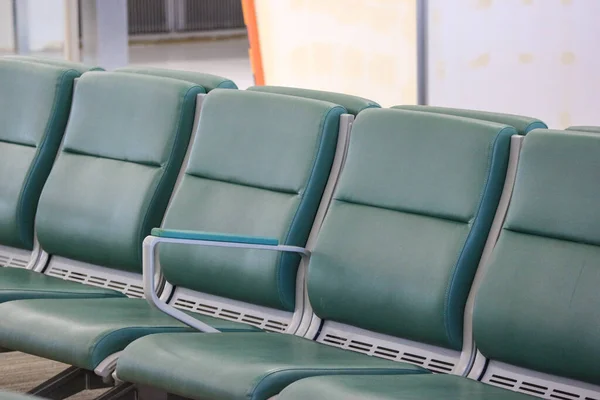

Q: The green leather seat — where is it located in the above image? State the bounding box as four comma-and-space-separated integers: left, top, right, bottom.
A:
393, 105, 546, 135
2, 55, 103, 73
0, 59, 81, 262
115, 110, 517, 400
0, 71, 201, 304
0, 391, 41, 400
0, 90, 343, 371
278, 374, 535, 400
248, 85, 379, 115
567, 125, 600, 133
115, 66, 237, 90
276, 128, 600, 399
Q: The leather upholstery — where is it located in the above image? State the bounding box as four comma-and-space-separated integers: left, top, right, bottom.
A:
474, 129, 600, 385
566, 125, 600, 133
248, 85, 379, 115
3, 55, 104, 72
0, 60, 80, 250
160, 90, 344, 311
35, 72, 202, 273
116, 332, 427, 400
0, 391, 41, 400
0, 267, 124, 304
115, 67, 237, 90
114, 109, 514, 398
277, 374, 535, 400
393, 105, 546, 135
0, 298, 258, 369
308, 109, 515, 350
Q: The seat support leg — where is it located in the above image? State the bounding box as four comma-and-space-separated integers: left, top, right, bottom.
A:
94, 383, 137, 400
136, 386, 191, 400
28, 366, 111, 400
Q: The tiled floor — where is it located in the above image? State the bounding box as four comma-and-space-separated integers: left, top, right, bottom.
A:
1, 37, 255, 89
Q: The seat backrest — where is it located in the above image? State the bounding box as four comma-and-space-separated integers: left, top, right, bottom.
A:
3, 55, 103, 73
473, 129, 600, 386
307, 109, 516, 351
116, 67, 237, 90
159, 90, 345, 312
35, 72, 203, 273
394, 105, 546, 135
0, 60, 80, 251
248, 86, 379, 116
567, 125, 600, 133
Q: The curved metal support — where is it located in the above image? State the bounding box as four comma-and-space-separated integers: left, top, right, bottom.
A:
142, 235, 310, 333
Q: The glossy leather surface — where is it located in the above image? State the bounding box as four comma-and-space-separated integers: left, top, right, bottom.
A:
308, 109, 515, 350
160, 90, 344, 311
117, 332, 427, 400
248, 85, 379, 115
35, 72, 201, 272
3, 55, 104, 72
0, 60, 79, 250
474, 129, 600, 385
0, 390, 41, 400
393, 105, 546, 134
0, 267, 124, 304
278, 374, 536, 400
116, 67, 236, 90
566, 126, 600, 133
0, 298, 258, 369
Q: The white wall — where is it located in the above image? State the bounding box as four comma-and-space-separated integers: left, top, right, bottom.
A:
255, 0, 418, 106
0, 0, 14, 50
428, 0, 600, 128
27, 0, 65, 51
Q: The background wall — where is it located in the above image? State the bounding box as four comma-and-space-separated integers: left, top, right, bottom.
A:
0, 0, 64, 53
27, 0, 65, 51
254, 0, 418, 106
428, 0, 600, 128
0, 0, 14, 51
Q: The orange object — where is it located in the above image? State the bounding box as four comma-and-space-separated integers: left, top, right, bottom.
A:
242, 0, 265, 86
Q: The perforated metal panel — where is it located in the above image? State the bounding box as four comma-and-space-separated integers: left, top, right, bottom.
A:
482, 361, 600, 400
0, 245, 31, 269
171, 287, 293, 333
317, 321, 460, 374
44, 256, 145, 298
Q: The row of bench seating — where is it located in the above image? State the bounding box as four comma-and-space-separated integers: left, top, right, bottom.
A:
0, 56, 598, 400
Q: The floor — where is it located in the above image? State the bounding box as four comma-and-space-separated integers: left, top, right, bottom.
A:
1, 37, 255, 89
0, 352, 107, 400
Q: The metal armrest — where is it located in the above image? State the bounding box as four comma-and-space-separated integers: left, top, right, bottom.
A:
142, 229, 310, 333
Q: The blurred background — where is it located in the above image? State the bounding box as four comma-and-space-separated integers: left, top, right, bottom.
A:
1, 0, 598, 128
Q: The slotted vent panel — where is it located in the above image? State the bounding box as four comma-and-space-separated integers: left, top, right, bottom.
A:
319, 333, 456, 374
0, 252, 29, 269
484, 369, 600, 400
172, 297, 289, 333
45, 266, 144, 298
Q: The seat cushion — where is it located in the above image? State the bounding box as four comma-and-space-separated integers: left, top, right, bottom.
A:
278, 374, 535, 400
0, 267, 124, 303
116, 332, 428, 400
35, 72, 202, 273
0, 297, 258, 370
393, 105, 546, 135
0, 391, 40, 400
248, 85, 380, 115
0, 60, 79, 250
159, 90, 344, 312
566, 126, 600, 133
115, 67, 237, 90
